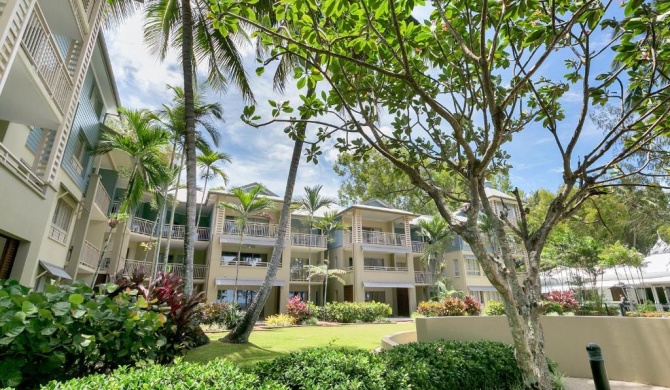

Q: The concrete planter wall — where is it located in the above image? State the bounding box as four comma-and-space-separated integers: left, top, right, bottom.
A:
414, 316, 670, 387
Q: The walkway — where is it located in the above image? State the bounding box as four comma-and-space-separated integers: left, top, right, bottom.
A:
566, 378, 669, 389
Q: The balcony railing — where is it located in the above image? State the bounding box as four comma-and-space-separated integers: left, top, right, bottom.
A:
0, 142, 45, 195
412, 241, 427, 253
289, 267, 325, 282
130, 218, 210, 241
220, 256, 271, 267
79, 240, 100, 269
414, 271, 436, 284
362, 231, 406, 246
70, 156, 83, 176
21, 4, 73, 114
363, 265, 408, 272
49, 224, 67, 244
123, 259, 206, 279
94, 179, 110, 214
222, 220, 278, 238
291, 233, 327, 248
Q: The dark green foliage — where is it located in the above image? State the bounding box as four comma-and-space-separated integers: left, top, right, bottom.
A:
0, 271, 206, 388
251, 347, 407, 389
313, 301, 391, 323
382, 340, 524, 390
43, 358, 286, 390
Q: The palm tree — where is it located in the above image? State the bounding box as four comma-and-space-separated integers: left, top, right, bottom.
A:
105, 0, 257, 296
219, 184, 275, 305
196, 148, 231, 228
158, 85, 224, 292
313, 211, 347, 305
305, 260, 347, 306
296, 185, 337, 303
417, 216, 452, 278
89, 108, 170, 287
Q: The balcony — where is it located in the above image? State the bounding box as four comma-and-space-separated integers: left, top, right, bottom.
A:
414, 271, 436, 285
291, 233, 327, 248
222, 220, 278, 238
129, 217, 210, 241
48, 224, 67, 244
362, 231, 406, 247
0, 141, 45, 196
219, 256, 275, 268
79, 240, 100, 269
289, 267, 325, 282
123, 259, 207, 279
412, 241, 427, 253
363, 265, 408, 272
93, 179, 110, 216
39, 0, 93, 39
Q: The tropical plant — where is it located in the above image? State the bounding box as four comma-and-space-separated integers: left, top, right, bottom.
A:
484, 300, 507, 316
417, 216, 452, 283
296, 185, 337, 303
219, 184, 275, 304
90, 107, 170, 285
196, 147, 231, 228
285, 296, 313, 323
312, 211, 348, 305
264, 313, 296, 328
304, 260, 347, 306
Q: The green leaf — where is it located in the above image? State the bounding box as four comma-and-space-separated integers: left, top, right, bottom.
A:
41, 325, 57, 336
21, 301, 37, 315
52, 301, 70, 316
255, 66, 265, 76
72, 309, 86, 319
69, 294, 84, 305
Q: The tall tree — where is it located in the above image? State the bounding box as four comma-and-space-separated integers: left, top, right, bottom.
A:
90, 108, 170, 286
105, 0, 256, 296
312, 210, 348, 305
196, 148, 231, 230
212, 0, 670, 386
219, 184, 275, 304
296, 185, 337, 303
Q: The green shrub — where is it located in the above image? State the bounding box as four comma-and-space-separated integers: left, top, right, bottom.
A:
484, 300, 506, 316
197, 302, 242, 329
44, 358, 286, 390
417, 297, 467, 317
252, 347, 407, 389
265, 314, 296, 328
314, 301, 391, 323
544, 301, 564, 315
382, 340, 523, 389
0, 280, 166, 388
635, 302, 657, 313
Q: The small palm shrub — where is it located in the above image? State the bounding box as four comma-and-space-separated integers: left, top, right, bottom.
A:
484, 300, 506, 316
635, 302, 658, 313
265, 314, 296, 328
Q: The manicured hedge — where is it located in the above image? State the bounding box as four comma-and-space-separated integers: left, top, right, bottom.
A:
44, 358, 286, 390
313, 301, 391, 323
382, 340, 524, 389
252, 347, 407, 389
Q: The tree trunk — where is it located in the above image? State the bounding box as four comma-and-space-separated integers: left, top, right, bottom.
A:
223, 85, 314, 343
90, 224, 114, 289
323, 269, 328, 305
196, 167, 210, 228
163, 155, 185, 267
233, 230, 245, 306
181, 0, 196, 297
151, 204, 167, 279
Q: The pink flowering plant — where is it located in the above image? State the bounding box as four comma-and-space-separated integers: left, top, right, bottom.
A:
543, 290, 579, 313
286, 295, 313, 322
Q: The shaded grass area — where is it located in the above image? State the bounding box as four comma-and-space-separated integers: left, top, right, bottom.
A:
184, 322, 416, 366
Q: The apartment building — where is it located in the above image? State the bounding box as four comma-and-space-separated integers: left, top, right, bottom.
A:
441, 182, 525, 305
0, 0, 120, 289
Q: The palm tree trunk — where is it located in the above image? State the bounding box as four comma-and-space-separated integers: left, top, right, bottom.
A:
196, 167, 210, 229
233, 230, 245, 306
307, 222, 313, 303
181, 0, 197, 297
323, 268, 328, 306
223, 84, 315, 343
152, 205, 167, 279
90, 224, 114, 288
163, 155, 185, 267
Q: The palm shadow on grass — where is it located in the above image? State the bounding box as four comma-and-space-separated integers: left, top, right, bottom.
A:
184, 341, 284, 366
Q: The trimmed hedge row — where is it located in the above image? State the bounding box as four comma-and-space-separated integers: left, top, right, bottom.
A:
48, 341, 557, 390
313, 301, 391, 323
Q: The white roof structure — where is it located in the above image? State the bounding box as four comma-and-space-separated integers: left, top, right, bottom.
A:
541, 236, 670, 292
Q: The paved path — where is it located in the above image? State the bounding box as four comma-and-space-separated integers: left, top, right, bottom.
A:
566, 378, 669, 389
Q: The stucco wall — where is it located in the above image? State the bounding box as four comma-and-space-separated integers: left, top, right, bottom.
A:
415, 316, 670, 387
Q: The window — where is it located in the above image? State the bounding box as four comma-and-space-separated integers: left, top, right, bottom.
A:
466, 257, 481, 276
216, 289, 256, 309
50, 199, 74, 244
453, 259, 460, 277
220, 251, 267, 266
89, 84, 104, 118
365, 291, 385, 303
364, 258, 384, 268
289, 291, 306, 301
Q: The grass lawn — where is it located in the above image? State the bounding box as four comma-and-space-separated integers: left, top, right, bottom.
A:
185, 322, 416, 366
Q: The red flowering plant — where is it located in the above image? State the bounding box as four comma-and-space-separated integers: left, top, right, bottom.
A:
286, 295, 313, 322
543, 290, 579, 313
463, 296, 482, 316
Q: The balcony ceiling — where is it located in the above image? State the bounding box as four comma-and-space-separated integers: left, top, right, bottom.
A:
0, 52, 62, 129
38, 0, 82, 39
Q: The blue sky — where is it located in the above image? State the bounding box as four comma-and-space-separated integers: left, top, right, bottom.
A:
104, 9, 618, 201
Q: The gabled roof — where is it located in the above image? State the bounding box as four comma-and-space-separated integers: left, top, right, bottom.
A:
485, 187, 515, 201
361, 199, 395, 209
649, 235, 670, 256
235, 182, 279, 197
337, 198, 419, 218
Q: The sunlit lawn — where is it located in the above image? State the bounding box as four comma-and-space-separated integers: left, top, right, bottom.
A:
184, 322, 416, 366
